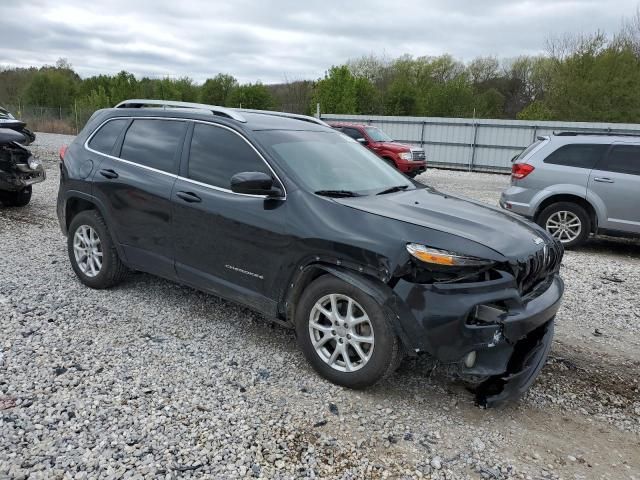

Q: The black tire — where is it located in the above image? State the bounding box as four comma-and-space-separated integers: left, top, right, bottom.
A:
536, 201, 590, 248
295, 275, 402, 389
67, 210, 128, 289
1, 186, 32, 207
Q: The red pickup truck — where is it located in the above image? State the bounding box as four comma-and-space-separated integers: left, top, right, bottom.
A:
329, 122, 427, 177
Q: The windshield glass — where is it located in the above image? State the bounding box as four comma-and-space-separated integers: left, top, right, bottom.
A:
365, 127, 392, 142
256, 130, 414, 195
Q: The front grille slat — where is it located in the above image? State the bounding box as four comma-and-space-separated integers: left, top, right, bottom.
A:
411, 150, 426, 161
514, 241, 562, 295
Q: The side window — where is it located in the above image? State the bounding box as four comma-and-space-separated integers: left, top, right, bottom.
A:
599, 145, 640, 176
188, 123, 271, 189
342, 128, 363, 140
88, 119, 128, 154
543, 144, 607, 169
120, 119, 186, 173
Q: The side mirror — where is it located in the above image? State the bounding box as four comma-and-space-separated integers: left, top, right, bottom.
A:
356, 137, 368, 145
230, 171, 282, 197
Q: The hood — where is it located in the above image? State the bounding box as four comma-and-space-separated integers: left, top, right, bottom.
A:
375, 141, 421, 153
0, 128, 26, 145
334, 187, 549, 259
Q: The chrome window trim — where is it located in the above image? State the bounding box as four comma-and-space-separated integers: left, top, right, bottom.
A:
84, 116, 287, 200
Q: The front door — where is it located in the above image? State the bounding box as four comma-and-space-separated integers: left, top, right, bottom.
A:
172, 122, 288, 315
588, 142, 640, 234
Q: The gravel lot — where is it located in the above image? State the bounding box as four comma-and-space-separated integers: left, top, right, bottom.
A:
1, 133, 639, 479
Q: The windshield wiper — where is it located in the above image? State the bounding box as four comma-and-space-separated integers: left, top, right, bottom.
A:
376, 185, 409, 195
314, 190, 361, 198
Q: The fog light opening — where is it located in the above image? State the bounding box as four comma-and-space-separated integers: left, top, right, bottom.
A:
464, 351, 477, 368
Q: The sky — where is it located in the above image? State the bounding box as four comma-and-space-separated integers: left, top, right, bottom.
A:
0, 0, 638, 84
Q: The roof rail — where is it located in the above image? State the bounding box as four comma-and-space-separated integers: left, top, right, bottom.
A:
235, 108, 330, 127
114, 99, 247, 123
554, 130, 640, 138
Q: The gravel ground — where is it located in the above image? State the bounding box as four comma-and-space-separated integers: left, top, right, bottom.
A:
1, 133, 638, 479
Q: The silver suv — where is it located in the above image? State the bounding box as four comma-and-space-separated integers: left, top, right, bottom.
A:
500, 132, 640, 247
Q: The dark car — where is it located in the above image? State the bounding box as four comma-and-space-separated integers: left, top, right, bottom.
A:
0, 128, 45, 207
329, 122, 426, 177
0, 107, 36, 146
57, 100, 564, 407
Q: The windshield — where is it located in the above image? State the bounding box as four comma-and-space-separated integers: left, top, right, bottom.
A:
256, 130, 414, 195
365, 127, 392, 142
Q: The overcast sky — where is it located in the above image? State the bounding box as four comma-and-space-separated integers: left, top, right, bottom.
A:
1, 0, 637, 84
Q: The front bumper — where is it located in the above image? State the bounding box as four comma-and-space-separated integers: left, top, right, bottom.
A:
398, 160, 426, 174
391, 272, 563, 405
0, 166, 46, 191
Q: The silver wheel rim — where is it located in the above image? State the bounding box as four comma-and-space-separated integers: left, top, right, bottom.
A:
73, 225, 103, 277
546, 211, 582, 243
308, 294, 374, 372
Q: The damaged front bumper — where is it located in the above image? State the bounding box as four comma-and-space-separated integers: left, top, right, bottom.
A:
391, 272, 563, 407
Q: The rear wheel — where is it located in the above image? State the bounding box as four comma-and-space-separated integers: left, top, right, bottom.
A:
1, 186, 32, 207
537, 202, 590, 248
67, 210, 128, 289
295, 275, 402, 389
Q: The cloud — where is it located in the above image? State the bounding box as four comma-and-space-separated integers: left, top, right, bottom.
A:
0, 0, 636, 83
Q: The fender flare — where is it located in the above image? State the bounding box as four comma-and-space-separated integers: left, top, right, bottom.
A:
285, 263, 415, 356
62, 191, 128, 262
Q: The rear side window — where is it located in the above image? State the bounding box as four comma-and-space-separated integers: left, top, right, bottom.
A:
188, 123, 271, 189
599, 145, 640, 175
341, 127, 363, 140
88, 119, 128, 154
543, 144, 607, 169
120, 119, 186, 173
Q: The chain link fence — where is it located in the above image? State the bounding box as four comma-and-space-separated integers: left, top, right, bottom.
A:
3, 104, 96, 135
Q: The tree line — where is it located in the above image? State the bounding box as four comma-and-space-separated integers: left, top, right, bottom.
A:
1, 12, 640, 126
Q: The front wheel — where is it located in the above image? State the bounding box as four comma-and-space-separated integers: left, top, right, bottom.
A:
295, 275, 402, 389
1, 186, 32, 207
537, 202, 590, 248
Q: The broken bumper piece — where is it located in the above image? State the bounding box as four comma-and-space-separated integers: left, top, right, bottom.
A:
391, 273, 563, 407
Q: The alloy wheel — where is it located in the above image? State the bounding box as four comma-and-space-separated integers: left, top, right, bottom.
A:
545, 210, 582, 243
73, 225, 103, 277
308, 294, 374, 372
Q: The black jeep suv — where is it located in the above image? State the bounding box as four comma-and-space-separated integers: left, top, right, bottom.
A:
57, 100, 564, 406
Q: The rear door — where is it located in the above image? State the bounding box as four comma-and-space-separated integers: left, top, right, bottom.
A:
90, 118, 188, 278
588, 142, 640, 233
171, 122, 288, 315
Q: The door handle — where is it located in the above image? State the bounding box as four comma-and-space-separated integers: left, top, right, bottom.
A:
99, 169, 118, 179
593, 177, 615, 183
176, 191, 202, 203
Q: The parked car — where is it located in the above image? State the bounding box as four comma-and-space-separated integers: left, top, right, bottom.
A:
0, 128, 45, 207
500, 132, 640, 248
0, 107, 36, 145
329, 122, 426, 177
57, 100, 563, 407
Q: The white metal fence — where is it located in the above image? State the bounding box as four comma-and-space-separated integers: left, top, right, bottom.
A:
321, 114, 640, 173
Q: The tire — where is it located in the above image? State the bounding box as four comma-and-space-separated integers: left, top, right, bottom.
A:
536, 201, 590, 248
67, 210, 128, 289
295, 275, 402, 389
1, 186, 32, 207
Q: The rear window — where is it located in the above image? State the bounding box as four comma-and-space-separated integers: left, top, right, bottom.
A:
88, 119, 128, 155
598, 144, 640, 175
120, 119, 186, 173
516, 139, 543, 161
543, 144, 608, 169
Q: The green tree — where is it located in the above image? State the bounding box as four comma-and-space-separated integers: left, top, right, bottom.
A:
227, 82, 275, 109
200, 74, 238, 105
312, 66, 358, 114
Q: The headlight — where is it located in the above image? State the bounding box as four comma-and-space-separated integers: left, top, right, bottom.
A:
406, 243, 493, 267
28, 156, 41, 170
399, 152, 413, 160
